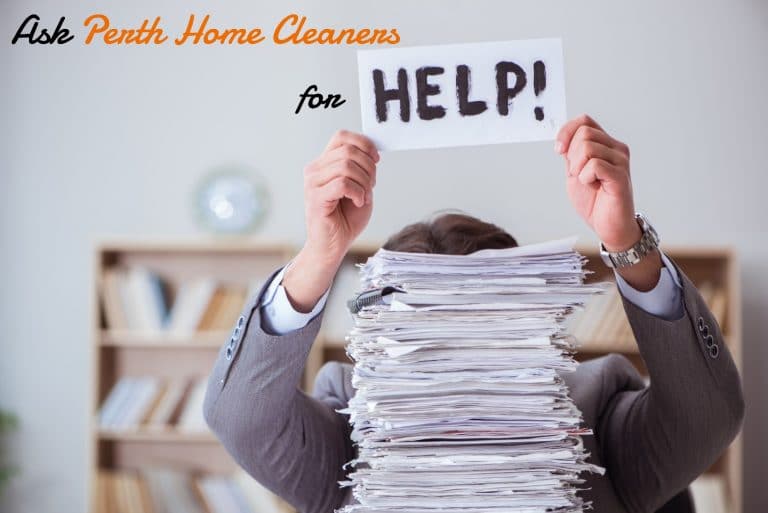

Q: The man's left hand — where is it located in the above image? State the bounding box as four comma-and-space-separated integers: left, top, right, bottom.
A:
556, 114, 663, 292
555, 114, 640, 252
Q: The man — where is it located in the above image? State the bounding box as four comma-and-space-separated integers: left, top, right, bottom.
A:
203, 115, 744, 513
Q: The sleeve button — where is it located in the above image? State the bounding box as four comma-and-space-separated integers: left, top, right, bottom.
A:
697, 317, 706, 332
705, 334, 715, 348
226, 346, 233, 360
709, 344, 719, 359
701, 325, 710, 338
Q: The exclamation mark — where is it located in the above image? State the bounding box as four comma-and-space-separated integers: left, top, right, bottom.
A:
533, 60, 546, 121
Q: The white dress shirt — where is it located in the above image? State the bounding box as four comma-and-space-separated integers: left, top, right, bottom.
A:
260, 252, 684, 336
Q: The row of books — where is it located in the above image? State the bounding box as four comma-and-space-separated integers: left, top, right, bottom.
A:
95, 468, 286, 513
100, 266, 255, 335
94, 458, 728, 513
99, 262, 364, 343
99, 377, 207, 432
569, 281, 727, 351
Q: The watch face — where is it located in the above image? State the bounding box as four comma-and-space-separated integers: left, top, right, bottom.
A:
195, 168, 269, 234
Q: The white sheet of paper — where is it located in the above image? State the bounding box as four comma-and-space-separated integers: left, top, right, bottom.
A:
357, 39, 566, 151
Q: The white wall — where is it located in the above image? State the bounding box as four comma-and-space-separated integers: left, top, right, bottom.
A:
1, 0, 766, 511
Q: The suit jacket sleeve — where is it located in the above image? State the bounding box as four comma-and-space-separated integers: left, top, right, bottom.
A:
203, 267, 354, 513
599, 259, 745, 513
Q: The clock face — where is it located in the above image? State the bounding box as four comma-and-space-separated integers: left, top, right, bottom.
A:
196, 169, 269, 234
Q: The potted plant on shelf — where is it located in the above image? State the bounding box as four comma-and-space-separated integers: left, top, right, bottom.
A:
0, 408, 18, 497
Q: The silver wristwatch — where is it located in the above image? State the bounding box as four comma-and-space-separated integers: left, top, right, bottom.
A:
599, 213, 660, 269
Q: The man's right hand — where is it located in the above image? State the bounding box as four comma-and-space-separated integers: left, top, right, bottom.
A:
283, 130, 379, 313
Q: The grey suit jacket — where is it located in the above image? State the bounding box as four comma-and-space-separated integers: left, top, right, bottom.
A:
203, 260, 744, 513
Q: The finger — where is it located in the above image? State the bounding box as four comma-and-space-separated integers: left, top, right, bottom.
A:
310, 144, 377, 185
311, 160, 373, 196
567, 139, 628, 178
577, 159, 628, 195
325, 129, 380, 163
569, 125, 630, 157
555, 114, 604, 155
306, 156, 374, 206
318, 176, 367, 208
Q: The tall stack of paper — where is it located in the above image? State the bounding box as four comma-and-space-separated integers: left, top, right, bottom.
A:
341, 237, 606, 513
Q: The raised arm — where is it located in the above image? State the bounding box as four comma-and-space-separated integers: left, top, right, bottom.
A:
604, 262, 744, 512
203, 130, 379, 513
556, 115, 744, 511
203, 279, 350, 513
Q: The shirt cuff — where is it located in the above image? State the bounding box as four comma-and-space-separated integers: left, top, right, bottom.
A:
260, 265, 331, 336
614, 252, 684, 321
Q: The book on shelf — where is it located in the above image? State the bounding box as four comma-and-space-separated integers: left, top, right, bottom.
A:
101, 266, 251, 337
96, 469, 284, 513
165, 279, 218, 336
99, 377, 161, 430
231, 469, 289, 513
130, 267, 168, 332
99, 377, 206, 433
697, 282, 727, 327
101, 270, 130, 331
101, 267, 168, 332
176, 378, 208, 433
144, 380, 190, 430
142, 468, 207, 513
196, 475, 252, 513
196, 286, 248, 332
96, 470, 152, 513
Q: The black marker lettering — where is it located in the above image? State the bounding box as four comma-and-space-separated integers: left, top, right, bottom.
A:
373, 68, 410, 123
456, 65, 487, 117
415, 66, 446, 121
533, 60, 546, 121
495, 61, 527, 116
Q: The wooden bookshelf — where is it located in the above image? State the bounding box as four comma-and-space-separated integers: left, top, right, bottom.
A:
89, 241, 742, 513
90, 241, 295, 513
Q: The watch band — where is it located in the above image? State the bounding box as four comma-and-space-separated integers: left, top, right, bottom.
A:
599, 213, 660, 269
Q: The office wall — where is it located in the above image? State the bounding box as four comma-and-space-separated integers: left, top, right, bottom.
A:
1, 0, 766, 511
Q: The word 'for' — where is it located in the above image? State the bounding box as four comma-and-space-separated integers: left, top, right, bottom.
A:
295, 85, 346, 114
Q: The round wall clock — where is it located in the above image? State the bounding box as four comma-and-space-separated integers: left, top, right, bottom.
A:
195, 168, 269, 234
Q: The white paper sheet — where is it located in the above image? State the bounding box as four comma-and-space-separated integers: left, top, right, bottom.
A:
357, 39, 567, 151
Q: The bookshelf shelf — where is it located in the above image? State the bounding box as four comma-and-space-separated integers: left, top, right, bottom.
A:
98, 429, 219, 443
575, 335, 735, 356
319, 337, 349, 349
100, 330, 230, 348
575, 341, 639, 354
89, 240, 742, 513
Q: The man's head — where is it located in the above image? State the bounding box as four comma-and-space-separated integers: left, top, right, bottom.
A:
383, 212, 517, 255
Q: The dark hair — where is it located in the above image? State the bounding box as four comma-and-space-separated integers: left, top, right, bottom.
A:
382, 212, 518, 255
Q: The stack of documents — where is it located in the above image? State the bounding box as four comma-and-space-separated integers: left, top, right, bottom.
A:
340, 237, 606, 513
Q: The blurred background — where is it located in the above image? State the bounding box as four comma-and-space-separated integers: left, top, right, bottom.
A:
1, 0, 766, 512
